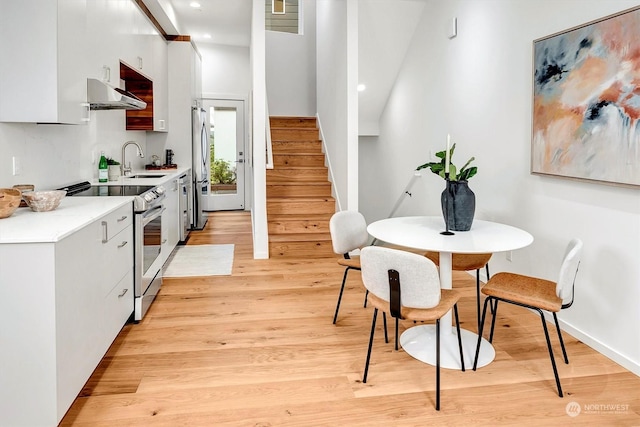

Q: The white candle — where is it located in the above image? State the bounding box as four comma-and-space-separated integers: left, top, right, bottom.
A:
445, 134, 451, 174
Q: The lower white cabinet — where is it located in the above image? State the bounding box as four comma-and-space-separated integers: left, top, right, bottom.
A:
0, 203, 133, 426
162, 177, 180, 264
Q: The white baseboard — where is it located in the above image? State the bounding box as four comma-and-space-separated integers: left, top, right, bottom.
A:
554, 316, 640, 377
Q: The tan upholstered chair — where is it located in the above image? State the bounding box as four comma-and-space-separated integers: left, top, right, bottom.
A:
361, 246, 465, 411
424, 251, 492, 331
473, 238, 583, 397
329, 211, 370, 324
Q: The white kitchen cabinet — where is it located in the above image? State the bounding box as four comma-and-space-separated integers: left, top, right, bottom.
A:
0, 203, 133, 426
152, 35, 169, 132
85, 0, 123, 85
123, 34, 169, 132
84, 0, 169, 133
0, 0, 89, 124
162, 177, 180, 263
167, 42, 203, 166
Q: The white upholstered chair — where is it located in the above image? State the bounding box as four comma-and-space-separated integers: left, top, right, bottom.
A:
360, 246, 465, 410
329, 211, 370, 324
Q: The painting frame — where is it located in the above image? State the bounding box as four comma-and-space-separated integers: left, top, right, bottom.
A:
531, 6, 640, 188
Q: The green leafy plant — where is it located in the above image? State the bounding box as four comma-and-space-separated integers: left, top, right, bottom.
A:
211, 159, 236, 184
106, 157, 120, 166
416, 143, 477, 181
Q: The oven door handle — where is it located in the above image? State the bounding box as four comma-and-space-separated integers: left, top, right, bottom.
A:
142, 205, 165, 226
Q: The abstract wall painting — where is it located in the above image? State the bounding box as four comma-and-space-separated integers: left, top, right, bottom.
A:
532, 6, 640, 187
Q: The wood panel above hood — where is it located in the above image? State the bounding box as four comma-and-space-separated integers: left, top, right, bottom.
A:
121, 62, 154, 131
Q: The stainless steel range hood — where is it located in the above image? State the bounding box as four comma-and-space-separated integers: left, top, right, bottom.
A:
87, 78, 147, 110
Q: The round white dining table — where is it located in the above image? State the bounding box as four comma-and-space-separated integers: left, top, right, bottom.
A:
367, 216, 534, 369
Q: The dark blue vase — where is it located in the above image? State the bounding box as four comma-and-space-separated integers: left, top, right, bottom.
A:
441, 180, 475, 231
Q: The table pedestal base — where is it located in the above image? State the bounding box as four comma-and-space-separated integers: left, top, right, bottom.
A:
400, 325, 495, 369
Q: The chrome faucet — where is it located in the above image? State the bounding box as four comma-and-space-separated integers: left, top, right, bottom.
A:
121, 141, 145, 176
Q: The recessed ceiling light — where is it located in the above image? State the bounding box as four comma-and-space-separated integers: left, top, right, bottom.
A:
203, 34, 211, 39
357, 84, 366, 92
190, 2, 201, 8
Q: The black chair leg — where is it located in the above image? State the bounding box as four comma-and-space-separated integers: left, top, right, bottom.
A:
383, 312, 389, 344
395, 318, 399, 351
453, 304, 465, 371
537, 309, 563, 397
488, 299, 499, 343
552, 312, 569, 364
363, 308, 378, 383
363, 289, 369, 308
435, 318, 440, 411
475, 269, 481, 332
473, 297, 492, 370
333, 267, 351, 324
485, 264, 497, 315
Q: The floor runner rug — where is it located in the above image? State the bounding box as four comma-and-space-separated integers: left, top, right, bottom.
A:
163, 244, 234, 277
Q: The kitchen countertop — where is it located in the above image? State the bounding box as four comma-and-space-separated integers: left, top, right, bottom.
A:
0, 167, 191, 244
0, 197, 134, 244
92, 167, 191, 187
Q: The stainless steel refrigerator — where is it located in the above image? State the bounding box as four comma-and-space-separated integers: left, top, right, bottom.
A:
191, 106, 209, 230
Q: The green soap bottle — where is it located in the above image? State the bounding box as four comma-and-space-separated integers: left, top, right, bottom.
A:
98, 151, 108, 183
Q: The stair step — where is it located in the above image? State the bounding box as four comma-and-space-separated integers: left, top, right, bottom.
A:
267, 213, 332, 234
267, 182, 331, 198
270, 116, 317, 128
269, 232, 331, 242
272, 153, 325, 167
271, 128, 319, 140
269, 240, 335, 258
267, 197, 335, 215
267, 167, 328, 182
271, 140, 322, 153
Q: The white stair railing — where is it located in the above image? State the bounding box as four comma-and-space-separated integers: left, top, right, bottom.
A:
265, 99, 274, 169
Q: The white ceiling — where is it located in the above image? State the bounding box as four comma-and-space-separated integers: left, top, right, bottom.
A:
150, 0, 426, 133
166, 0, 252, 48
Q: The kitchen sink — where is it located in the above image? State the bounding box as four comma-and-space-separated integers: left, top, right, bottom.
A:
129, 174, 166, 179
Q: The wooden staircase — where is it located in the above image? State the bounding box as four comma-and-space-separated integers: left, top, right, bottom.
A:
267, 116, 336, 258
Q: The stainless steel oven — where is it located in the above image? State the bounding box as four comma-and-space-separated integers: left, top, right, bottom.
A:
135, 204, 165, 321
60, 181, 166, 321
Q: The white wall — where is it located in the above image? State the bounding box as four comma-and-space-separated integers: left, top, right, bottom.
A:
317, 0, 359, 211
200, 43, 251, 98
0, 112, 149, 191
265, 0, 317, 117
361, 0, 640, 374
250, 0, 269, 259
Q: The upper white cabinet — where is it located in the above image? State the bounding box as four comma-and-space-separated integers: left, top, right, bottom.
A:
167, 42, 202, 164
152, 36, 169, 132
0, 0, 169, 127
0, 0, 90, 124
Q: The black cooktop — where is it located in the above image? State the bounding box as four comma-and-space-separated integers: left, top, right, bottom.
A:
59, 181, 153, 197
72, 185, 154, 197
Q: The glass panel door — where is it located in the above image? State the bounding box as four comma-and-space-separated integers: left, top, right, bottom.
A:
203, 99, 245, 211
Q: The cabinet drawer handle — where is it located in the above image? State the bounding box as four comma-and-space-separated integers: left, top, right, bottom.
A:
162, 239, 167, 244
101, 221, 108, 243
118, 241, 128, 248
117, 215, 128, 222
118, 288, 128, 298
81, 102, 91, 123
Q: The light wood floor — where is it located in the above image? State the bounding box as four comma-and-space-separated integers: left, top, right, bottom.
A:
61, 211, 640, 426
